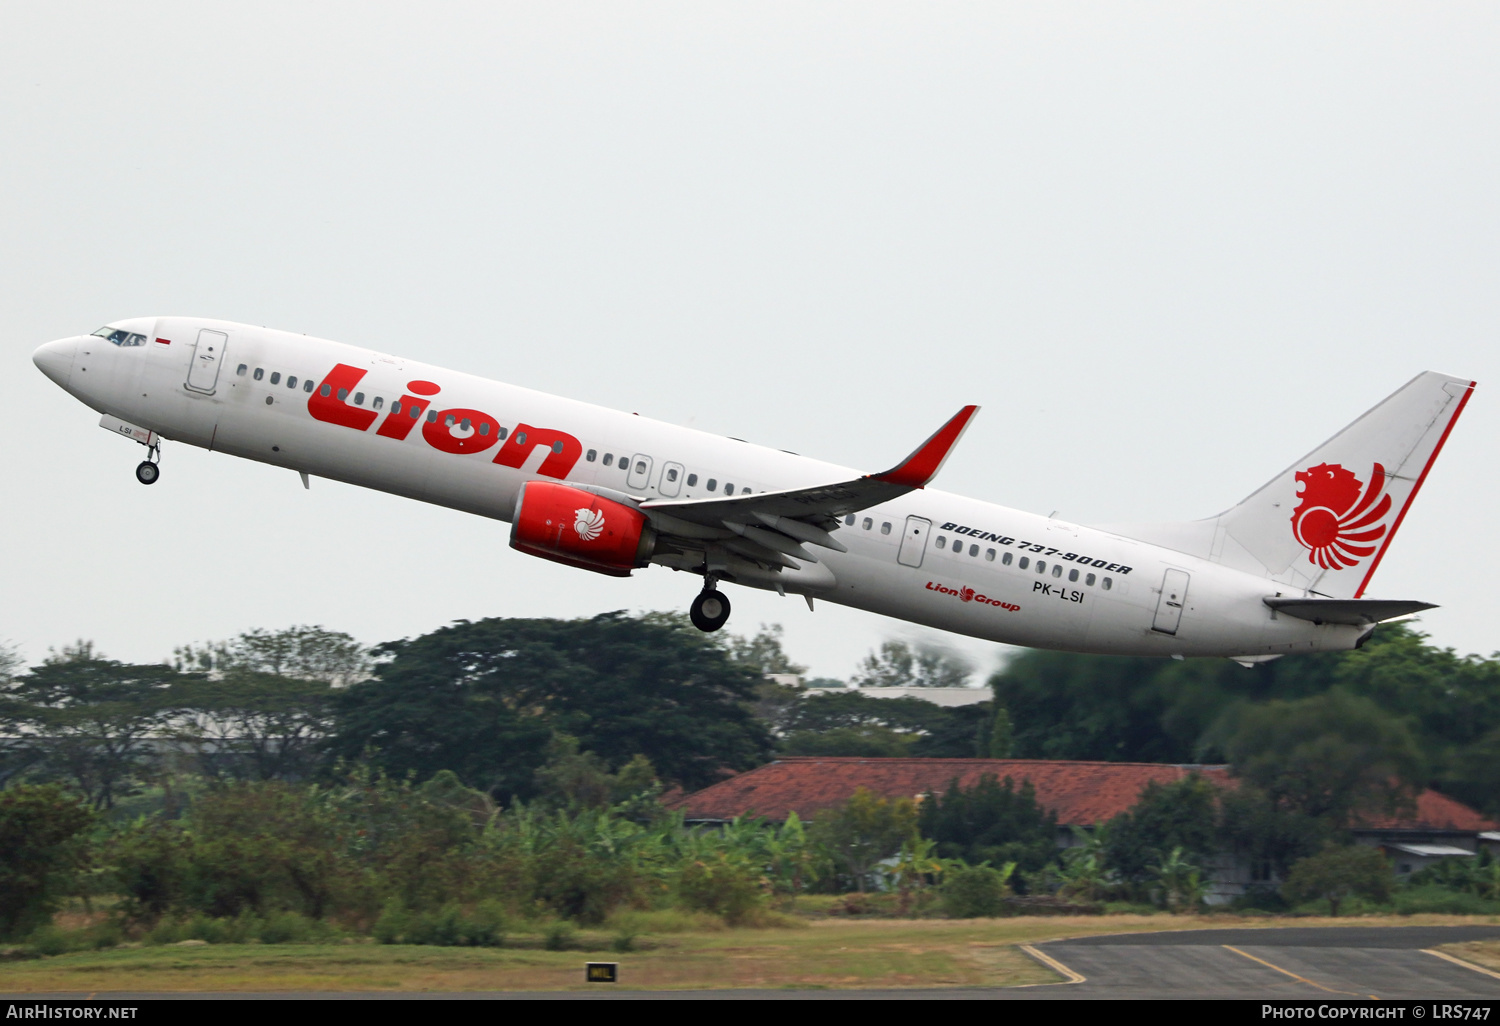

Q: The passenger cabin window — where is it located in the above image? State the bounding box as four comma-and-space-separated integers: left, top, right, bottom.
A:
337, 388, 349, 400
1018, 556, 1029, 569
1068, 569, 1079, 582
969, 544, 979, 557
985, 548, 995, 561
586, 449, 597, 462
666, 468, 678, 482
320, 384, 332, 397
1002, 552, 1013, 565
707, 479, 717, 491
478, 423, 489, 435
1052, 564, 1063, 578
862, 518, 873, 530
687, 473, 698, 486
603, 453, 614, 466
1086, 573, 1096, 586
254, 368, 265, 381
303, 380, 314, 393
287, 376, 298, 389
270, 372, 281, 385
1036, 561, 1046, 574
371, 395, 381, 408
936, 536, 947, 549
724, 484, 735, 495
844, 514, 855, 526
881, 522, 891, 535
426, 410, 437, 423
236, 364, 248, 376
1102, 577, 1112, 590
354, 392, 365, 405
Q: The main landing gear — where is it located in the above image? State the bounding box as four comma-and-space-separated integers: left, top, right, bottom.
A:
690, 582, 731, 633
135, 441, 161, 485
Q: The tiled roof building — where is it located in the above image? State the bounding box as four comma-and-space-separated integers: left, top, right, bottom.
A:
671, 757, 1231, 827
668, 756, 1498, 899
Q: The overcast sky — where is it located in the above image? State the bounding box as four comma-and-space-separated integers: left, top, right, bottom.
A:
3, 3, 1496, 679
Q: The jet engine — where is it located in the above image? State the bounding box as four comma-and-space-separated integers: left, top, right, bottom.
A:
510, 481, 655, 577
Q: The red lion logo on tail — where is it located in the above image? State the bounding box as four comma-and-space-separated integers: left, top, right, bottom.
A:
1291, 462, 1391, 570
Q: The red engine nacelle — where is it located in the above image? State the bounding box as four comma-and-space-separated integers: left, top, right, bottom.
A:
510, 481, 655, 577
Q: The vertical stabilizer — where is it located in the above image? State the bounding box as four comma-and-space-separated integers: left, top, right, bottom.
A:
1100, 372, 1474, 598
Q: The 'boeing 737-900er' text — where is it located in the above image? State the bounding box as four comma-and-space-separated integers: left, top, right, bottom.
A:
33, 319, 1474, 662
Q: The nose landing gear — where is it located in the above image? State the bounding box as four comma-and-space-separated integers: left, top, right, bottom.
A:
135, 441, 161, 485
690, 581, 731, 633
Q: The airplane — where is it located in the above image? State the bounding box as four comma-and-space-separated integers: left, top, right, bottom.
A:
33, 318, 1473, 662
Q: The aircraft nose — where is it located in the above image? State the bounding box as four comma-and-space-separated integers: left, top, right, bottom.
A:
32, 336, 80, 387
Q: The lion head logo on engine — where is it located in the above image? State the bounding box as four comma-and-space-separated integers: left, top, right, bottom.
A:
1290, 462, 1391, 570
573, 507, 605, 542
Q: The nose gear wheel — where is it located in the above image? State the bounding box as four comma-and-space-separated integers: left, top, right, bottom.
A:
135, 441, 161, 485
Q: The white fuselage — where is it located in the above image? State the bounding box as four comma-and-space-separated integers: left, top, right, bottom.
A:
36, 317, 1365, 659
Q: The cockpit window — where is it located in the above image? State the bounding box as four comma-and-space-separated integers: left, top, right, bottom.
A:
91, 327, 146, 347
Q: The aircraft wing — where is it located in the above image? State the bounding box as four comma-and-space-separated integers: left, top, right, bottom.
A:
632, 405, 978, 566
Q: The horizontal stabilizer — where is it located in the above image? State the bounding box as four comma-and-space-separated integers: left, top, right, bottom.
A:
1263, 597, 1436, 626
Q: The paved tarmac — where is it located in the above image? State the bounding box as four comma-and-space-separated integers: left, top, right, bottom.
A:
1026, 925, 1500, 1000
7, 925, 1499, 1000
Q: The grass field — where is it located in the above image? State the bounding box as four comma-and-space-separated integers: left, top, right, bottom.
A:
1441, 940, 1500, 976
2, 914, 1497, 993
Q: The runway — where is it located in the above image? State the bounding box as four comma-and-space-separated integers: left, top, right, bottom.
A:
1025, 925, 1500, 1000
7, 926, 1498, 1000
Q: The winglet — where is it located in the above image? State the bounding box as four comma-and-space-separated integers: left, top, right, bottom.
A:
870, 405, 979, 488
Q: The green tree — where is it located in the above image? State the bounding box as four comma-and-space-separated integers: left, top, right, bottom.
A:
0, 650, 181, 808
724, 623, 806, 677
0, 640, 21, 683
532, 735, 660, 811
1211, 690, 1424, 825
1216, 784, 1328, 882
916, 775, 1057, 889
328, 613, 773, 797
941, 862, 1015, 918
889, 834, 945, 914
1102, 776, 1221, 885
174, 625, 371, 686
982, 704, 1014, 758
852, 640, 974, 689
988, 642, 1352, 763
776, 688, 986, 756
761, 811, 822, 899
1151, 846, 1204, 912
168, 670, 335, 781
0, 785, 95, 939
1056, 824, 1112, 902
809, 787, 917, 891
1282, 845, 1394, 915
781, 724, 915, 757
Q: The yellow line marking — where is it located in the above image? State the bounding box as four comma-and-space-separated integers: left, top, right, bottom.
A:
1423, 948, 1500, 981
1019, 944, 1086, 985
1222, 944, 1373, 999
